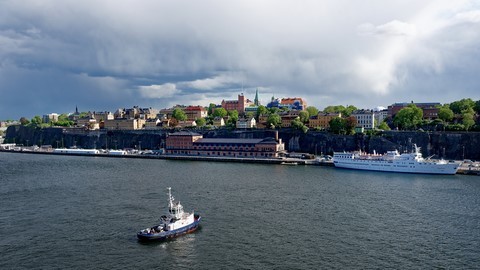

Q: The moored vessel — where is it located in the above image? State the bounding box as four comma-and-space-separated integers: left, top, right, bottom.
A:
137, 187, 201, 241
333, 144, 460, 175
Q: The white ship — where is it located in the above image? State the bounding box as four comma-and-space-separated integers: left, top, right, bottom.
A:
333, 144, 460, 175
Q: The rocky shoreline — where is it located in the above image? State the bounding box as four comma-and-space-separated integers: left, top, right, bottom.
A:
4, 125, 480, 161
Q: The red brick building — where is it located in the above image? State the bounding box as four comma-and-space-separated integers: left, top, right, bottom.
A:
165, 132, 285, 158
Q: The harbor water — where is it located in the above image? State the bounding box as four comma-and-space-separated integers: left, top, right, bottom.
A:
1, 152, 479, 269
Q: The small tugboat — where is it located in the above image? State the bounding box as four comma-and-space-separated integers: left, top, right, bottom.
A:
137, 187, 201, 241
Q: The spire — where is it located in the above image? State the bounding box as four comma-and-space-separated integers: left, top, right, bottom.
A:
254, 88, 259, 106
75, 105, 79, 114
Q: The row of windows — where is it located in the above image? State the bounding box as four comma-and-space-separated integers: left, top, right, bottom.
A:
168, 150, 275, 157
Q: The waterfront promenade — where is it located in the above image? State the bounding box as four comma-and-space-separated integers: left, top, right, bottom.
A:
2, 148, 479, 174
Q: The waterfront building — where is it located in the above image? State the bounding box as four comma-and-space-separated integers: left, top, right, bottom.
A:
104, 118, 146, 130
165, 132, 285, 158
374, 109, 388, 127
42, 113, 59, 123
280, 111, 301, 128
76, 118, 100, 130
184, 106, 208, 121
92, 111, 114, 122
221, 93, 253, 114
177, 120, 197, 128
213, 117, 225, 127
236, 117, 256, 129
244, 106, 259, 115
114, 106, 159, 120
144, 118, 162, 129
281, 97, 307, 110
266, 96, 307, 111
388, 102, 440, 119
308, 112, 342, 129
352, 109, 375, 130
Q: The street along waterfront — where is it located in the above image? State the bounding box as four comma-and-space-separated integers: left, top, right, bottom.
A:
1, 152, 479, 269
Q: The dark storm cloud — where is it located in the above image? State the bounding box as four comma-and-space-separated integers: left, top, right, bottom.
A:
1, 0, 480, 119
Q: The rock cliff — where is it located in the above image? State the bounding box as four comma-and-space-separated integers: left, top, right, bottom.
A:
5, 126, 480, 160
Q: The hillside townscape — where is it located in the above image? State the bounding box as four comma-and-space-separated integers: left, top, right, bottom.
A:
2, 92, 480, 138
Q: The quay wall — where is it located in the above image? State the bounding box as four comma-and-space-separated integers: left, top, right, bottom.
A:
5, 126, 480, 160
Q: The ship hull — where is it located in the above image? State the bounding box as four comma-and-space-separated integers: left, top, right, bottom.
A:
333, 160, 459, 175
137, 215, 201, 241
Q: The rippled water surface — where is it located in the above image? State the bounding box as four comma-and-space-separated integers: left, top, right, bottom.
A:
1, 152, 479, 269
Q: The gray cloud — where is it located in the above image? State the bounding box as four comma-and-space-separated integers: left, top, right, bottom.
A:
1, 0, 480, 119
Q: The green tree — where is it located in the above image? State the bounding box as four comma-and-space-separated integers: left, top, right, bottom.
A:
172, 108, 187, 121
266, 113, 281, 129
19, 117, 30, 126
393, 104, 423, 130
54, 113, 74, 127
377, 121, 391, 131
299, 111, 309, 123
78, 112, 89, 118
212, 108, 228, 118
306, 106, 319, 117
343, 105, 358, 116
195, 118, 206, 127
207, 103, 216, 115
290, 118, 309, 133
345, 116, 357, 134
256, 105, 268, 119
474, 100, 480, 114
449, 98, 475, 114
438, 105, 454, 123
462, 108, 475, 131
28, 115, 43, 128
329, 117, 346, 134
227, 110, 239, 125
268, 107, 280, 115
323, 105, 357, 116
324, 105, 345, 114
291, 118, 303, 130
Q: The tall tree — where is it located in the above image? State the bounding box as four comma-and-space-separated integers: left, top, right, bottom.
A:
393, 104, 423, 130
462, 108, 475, 131
212, 108, 227, 118
329, 117, 346, 134
207, 103, 216, 115
299, 111, 309, 123
324, 105, 345, 113
19, 117, 30, 126
438, 105, 454, 123
449, 98, 475, 114
345, 116, 358, 134
266, 114, 281, 129
256, 105, 268, 119
227, 110, 239, 125
172, 108, 187, 121
343, 105, 358, 116
378, 121, 391, 130
195, 118, 206, 127
306, 106, 319, 117
474, 100, 480, 114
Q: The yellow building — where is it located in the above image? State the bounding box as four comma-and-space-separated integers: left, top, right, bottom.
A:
308, 113, 342, 129
104, 118, 146, 130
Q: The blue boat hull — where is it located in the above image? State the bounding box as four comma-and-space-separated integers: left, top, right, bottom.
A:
137, 215, 201, 241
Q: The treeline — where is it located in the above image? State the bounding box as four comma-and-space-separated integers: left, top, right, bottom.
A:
389, 98, 480, 132
10, 98, 480, 134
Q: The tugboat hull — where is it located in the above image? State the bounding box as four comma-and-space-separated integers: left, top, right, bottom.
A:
137, 215, 201, 241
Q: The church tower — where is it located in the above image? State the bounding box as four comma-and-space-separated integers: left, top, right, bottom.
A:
254, 88, 259, 106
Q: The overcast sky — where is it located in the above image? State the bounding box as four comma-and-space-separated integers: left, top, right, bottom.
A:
1, 0, 480, 119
